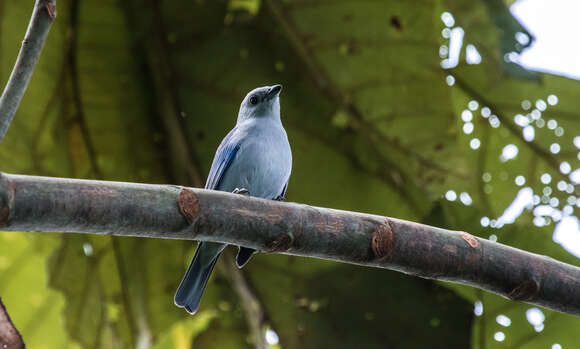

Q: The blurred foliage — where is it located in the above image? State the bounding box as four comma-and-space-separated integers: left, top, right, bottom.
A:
0, 0, 579, 348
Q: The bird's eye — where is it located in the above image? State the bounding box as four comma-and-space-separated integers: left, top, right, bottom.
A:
249, 96, 259, 105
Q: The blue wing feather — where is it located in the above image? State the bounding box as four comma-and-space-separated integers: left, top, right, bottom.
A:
205, 128, 241, 190
279, 181, 289, 199
175, 128, 241, 314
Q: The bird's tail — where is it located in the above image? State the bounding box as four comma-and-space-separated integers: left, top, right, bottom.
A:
174, 242, 225, 314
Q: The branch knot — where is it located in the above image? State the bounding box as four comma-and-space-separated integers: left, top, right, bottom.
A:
265, 234, 293, 253
178, 189, 199, 225
508, 279, 540, 301
460, 232, 479, 248
371, 219, 394, 259
43, 0, 57, 19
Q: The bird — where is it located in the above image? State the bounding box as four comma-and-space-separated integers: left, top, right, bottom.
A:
174, 84, 292, 314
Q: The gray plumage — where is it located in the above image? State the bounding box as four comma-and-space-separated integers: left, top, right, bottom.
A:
174, 84, 292, 314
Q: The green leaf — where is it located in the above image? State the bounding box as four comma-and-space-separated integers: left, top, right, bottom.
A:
2, 0, 580, 347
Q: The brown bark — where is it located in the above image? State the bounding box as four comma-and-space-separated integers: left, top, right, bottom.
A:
0, 298, 25, 349
1, 172, 580, 316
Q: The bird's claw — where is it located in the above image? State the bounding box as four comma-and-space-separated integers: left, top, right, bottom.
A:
233, 188, 250, 196
274, 194, 286, 201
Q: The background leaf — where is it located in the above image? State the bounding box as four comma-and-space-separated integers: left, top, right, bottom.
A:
1, 0, 579, 348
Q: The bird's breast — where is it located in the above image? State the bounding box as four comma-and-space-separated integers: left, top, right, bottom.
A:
218, 129, 291, 199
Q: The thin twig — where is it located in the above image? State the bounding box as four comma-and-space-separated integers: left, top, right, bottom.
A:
218, 249, 267, 349
0, 298, 25, 349
0, 0, 56, 142
65, 0, 102, 179
111, 237, 139, 347
121, 0, 205, 187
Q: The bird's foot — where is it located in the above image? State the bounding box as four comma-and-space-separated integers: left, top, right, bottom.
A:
274, 194, 286, 201
233, 188, 250, 196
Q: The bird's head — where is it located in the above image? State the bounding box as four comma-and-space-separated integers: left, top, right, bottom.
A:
237, 84, 282, 123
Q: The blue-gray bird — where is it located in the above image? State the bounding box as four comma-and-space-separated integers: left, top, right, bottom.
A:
174, 84, 292, 314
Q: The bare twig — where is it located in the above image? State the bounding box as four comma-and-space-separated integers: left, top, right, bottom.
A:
1, 172, 580, 317
65, 0, 101, 179
0, 298, 25, 349
0, 0, 56, 142
218, 250, 267, 349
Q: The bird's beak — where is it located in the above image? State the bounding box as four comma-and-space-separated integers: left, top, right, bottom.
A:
265, 84, 282, 100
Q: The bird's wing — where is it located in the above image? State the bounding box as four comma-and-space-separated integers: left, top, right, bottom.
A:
279, 181, 289, 200
174, 128, 241, 313
205, 128, 241, 190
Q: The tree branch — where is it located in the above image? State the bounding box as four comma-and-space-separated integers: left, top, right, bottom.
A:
0, 172, 579, 316
0, 0, 56, 142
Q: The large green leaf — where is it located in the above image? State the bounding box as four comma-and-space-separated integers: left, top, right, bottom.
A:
1, 0, 579, 348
